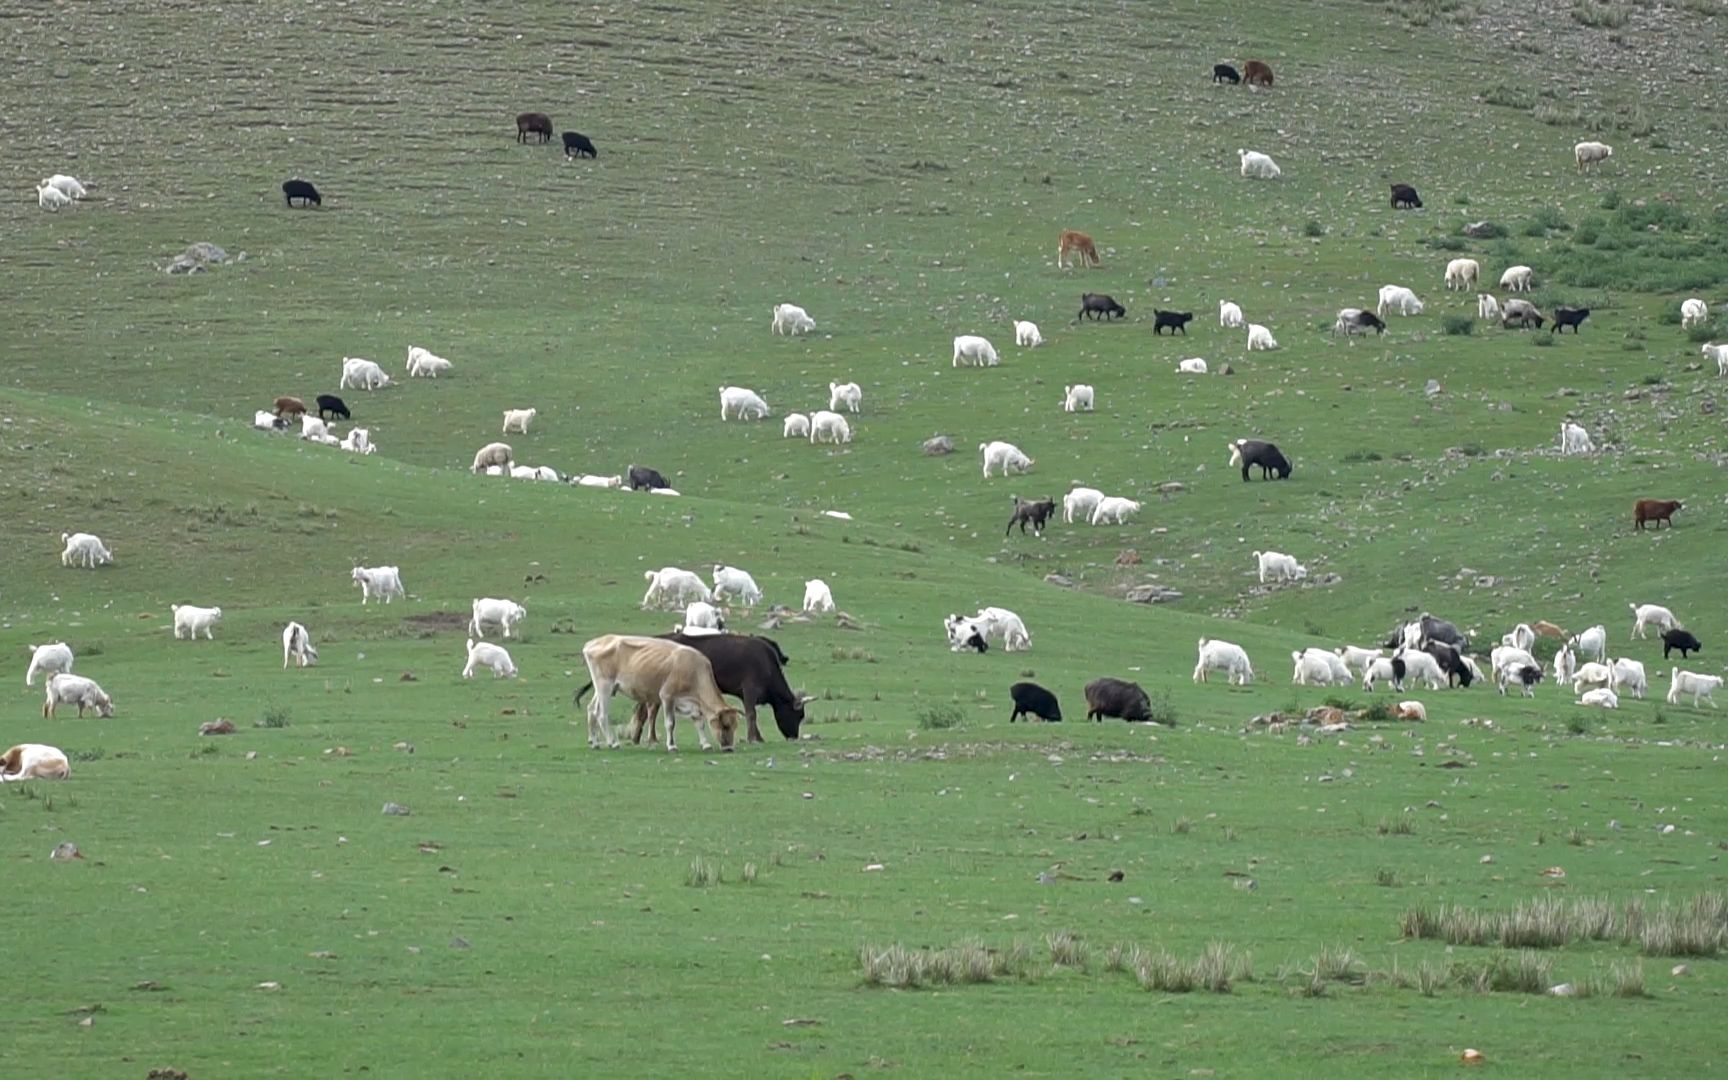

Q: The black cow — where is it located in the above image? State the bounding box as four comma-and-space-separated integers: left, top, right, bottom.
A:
1551, 307, 1590, 334
562, 131, 598, 159
1390, 183, 1423, 210
282, 179, 321, 208
1005, 496, 1055, 537
1422, 640, 1474, 687
1386, 613, 1471, 654
1079, 293, 1126, 321
1213, 63, 1241, 84
316, 393, 350, 422
657, 633, 807, 742
516, 112, 553, 143
1152, 309, 1194, 335
1663, 628, 1702, 660
1231, 438, 1292, 481
627, 464, 669, 491
1009, 682, 1062, 722
1085, 677, 1157, 723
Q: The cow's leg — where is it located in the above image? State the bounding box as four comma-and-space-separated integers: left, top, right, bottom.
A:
745, 698, 765, 743
661, 692, 678, 752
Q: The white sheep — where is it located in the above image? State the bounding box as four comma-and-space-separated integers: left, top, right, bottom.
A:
1610, 657, 1647, 699
719, 385, 770, 420
36, 183, 72, 212
470, 442, 514, 474
782, 413, 811, 438
1193, 638, 1253, 685
1444, 259, 1480, 291
952, 335, 1001, 368
339, 356, 392, 391
1668, 668, 1723, 708
1478, 294, 1501, 321
300, 414, 331, 441
59, 532, 112, 569
502, 408, 538, 435
339, 427, 375, 455
828, 381, 862, 413
470, 597, 527, 639
1559, 421, 1593, 456
1062, 486, 1104, 524
526, 465, 561, 482
682, 600, 725, 630
1252, 549, 1307, 584
350, 565, 405, 604
1177, 357, 1209, 374
802, 578, 835, 614
1237, 149, 1281, 180
572, 474, 623, 488
1500, 265, 1533, 292
1013, 320, 1043, 347
1219, 300, 1245, 328
980, 440, 1033, 478
649, 487, 681, 496
462, 638, 518, 679
1376, 284, 1424, 317
1574, 140, 1613, 171
1090, 497, 1141, 525
641, 567, 711, 609
25, 642, 74, 687
712, 565, 763, 607
282, 621, 318, 668
809, 410, 852, 445
1702, 342, 1728, 377
171, 603, 223, 640
1246, 323, 1277, 351
42, 174, 88, 200
1063, 384, 1095, 411
771, 303, 815, 336
1577, 687, 1619, 709
43, 673, 113, 718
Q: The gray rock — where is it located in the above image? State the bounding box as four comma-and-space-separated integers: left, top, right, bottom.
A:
1463, 221, 1499, 238
1425, 379, 1442, 398
922, 435, 954, 456
164, 241, 231, 274
381, 802, 411, 816
1125, 585, 1182, 604
1044, 574, 1075, 588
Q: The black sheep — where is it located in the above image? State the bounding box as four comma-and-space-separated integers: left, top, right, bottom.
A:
562, 131, 598, 159
1663, 628, 1702, 660
1213, 63, 1241, 84
1085, 677, 1158, 723
1152, 309, 1194, 335
1230, 438, 1292, 481
1389, 183, 1423, 209
1009, 682, 1062, 722
1079, 293, 1126, 321
282, 179, 321, 208
1551, 307, 1590, 334
316, 394, 350, 422
627, 464, 669, 491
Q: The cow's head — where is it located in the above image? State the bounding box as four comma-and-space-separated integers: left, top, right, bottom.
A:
713, 707, 742, 751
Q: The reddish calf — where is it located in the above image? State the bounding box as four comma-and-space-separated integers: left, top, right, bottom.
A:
1634, 499, 1682, 531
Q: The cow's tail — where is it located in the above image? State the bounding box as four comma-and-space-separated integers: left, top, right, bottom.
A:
573, 682, 594, 708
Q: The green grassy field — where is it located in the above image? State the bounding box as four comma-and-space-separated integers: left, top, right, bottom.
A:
5, 1, 1727, 1075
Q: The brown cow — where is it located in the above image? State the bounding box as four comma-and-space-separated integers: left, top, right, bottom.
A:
1057, 229, 1101, 269
515, 111, 553, 144
1634, 499, 1683, 531
273, 395, 307, 419
1243, 60, 1274, 87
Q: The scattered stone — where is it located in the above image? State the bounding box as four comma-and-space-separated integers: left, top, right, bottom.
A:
1313, 572, 1342, 587
256, 981, 281, 991
1479, 855, 1494, 864
1672, 964, 1691, 977
381, 802, 411, 816
1548, 982, 1576, 997
164, 241, 234, 274
921, 435, 954, 456
147, 1070, 190, 1080
50, 842, 82, 861
1462, 221, 1499, 238
1157, 482, 1186, 495
399, 671, 418, 682
393, 741, 415, 754
1044, 573, 1075, 588
199, 718, 236, 736
1107, 869, 1125, 882
1115, 548, 1141, 566
1219, 363, 1234, 376
132, 980, 166, 991
449, 936, 472, 950
1125, 585, 1181, 604
1473, 576, 1500, 588
1424, 379, 1442, 398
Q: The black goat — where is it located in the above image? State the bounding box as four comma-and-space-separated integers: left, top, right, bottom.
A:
1551, 307, 1590, 334
1152, 309, 1194, 335
1009, 682, 1062, 722
1213, 63, 1241, 84
282, 179, 321, 208
1079, 293, 1126, 321
316, 394, 350, 421
1390, 183, 1423, 209
562, 131, 598, 159
1229, 438, 1291, 481
1005, 496, 1056, 537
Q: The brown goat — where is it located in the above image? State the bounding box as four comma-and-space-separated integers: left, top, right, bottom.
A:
1243, 60, 1274, 87
1634, 499, 1683, 531
1531, 620, 1568, 639
515, 111, 553, 144
1057, 229, 1101, 269
273, 395, 307, 419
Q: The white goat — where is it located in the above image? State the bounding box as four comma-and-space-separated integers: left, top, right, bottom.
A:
25, 642, 74, 687
1013, 320, 1043, 347
682, 600, 724, 630
1246, 323, 1277, 351
827, 381, 862, 413
1668, 668, 1723, 708
802, 578, 835, 614
1376, 284, 1424, 317
171, 604, 223, 640
1063, 384, 1095, 412
1559, 421, 1593, 456
470, 598, 527, 639
782, 413, 811, 438
712, 565, 763, 607
1570, 626, 1607, 663
952, 335, 1001, 368
282, 621, 318, 668
719, 386, 770, 420
1574, 141, 1613, 171
1444, 259, 1480, 291
1682, 298, 1708, 329
771, 303, 815, 336
1572, 662, 1614, 694
36, 183, 72, 212
1292, 649, 1348, 686
406, 346, 453, 377
809, 410, 852, 445
1177, 357, 1209, 374
573, 474, 623, 488
59, 532, 112, 569
1237, 149, 1281, 179
1090, 496, 1141, 525
300, 414, 331, 440
462, 638, 518, 679
973, 607, 1032, 652
43, 673, 113, 718
350, 565, 405, 605
339, 356, 392, 391
42, 174, 88, 200
642, 567, 711, 609
1219, 300, 1245, 328
1062, 487, 1104, 524
1252, 549, 1307, 584
1501, 623, 1536, 653
1334, 646, 1382, 678
1194, 638, 1254, 685
980, 440, 1033, 478
1629, 602, 1678, 639
1577, 687, 1619, 709
339, 427, 375, 455
1393, 648, 1448, 691
1500, 265, 1533, 292
1610, 657, 1647, 699
502, 408, 538, 434
1702, 342, 1728, 377
1478, 294, 1501, 321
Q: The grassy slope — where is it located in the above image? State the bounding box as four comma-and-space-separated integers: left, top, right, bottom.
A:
3, 1, 1726, 1076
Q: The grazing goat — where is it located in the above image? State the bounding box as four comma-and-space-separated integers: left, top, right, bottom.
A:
273, 395, 308, 419
406, 346, 453, 378
0, 743, 71, 782
350, 565, 404, 605
1501, 298, 1545, 330
1089, 495, 1140, 525
971, 607, 1032, 652
1334, 645, 1383, 678
60, 532, 112, 569
562, 131, 597, 159
1010, 682, 1063, 722
1193, 638, 1254, 685
1152, 310, 1194, 335
1551, 307, 1590, 334
1079, 293, 1126, 321
1063, 383, 1095, 411
1421, 640, 1474, 687
1501, 623, 1536, 653
1056, 229, 1101, 268
316, 394, 350, 421
282, 621, 318, 668
711, 565, 763, 607
42, 673, 114, 718
980, 440, 1033, 478
681, 600, 725, 631
43, 174, 88, 200
1246, 323, 1278, 350
642, 567, 712, 609
809, 410, 852, 445
1238, 149, 1281, 179
1253, 549, 1307, 584
1554, 645, 1576, 690
828, 381, 862, 413
1574, 141, 1612, 171
1005, 495, 1056, 537
471, 598, 527, 640
1570, 625, 1608, 663
1392, 648, 1448, 691
339, 357, 392, 391
1333, 308, 1386, 336
1219, 300, 1245, 328
1629, 602, 1679, 640
470, 442, 513, 474
1376, 285, 1424, 317
1085, 677, 1155, 723
1212, 63, 1241, 84
1702, 342, 1728, 377
1681, 298, 1708, 329
282, 179, 321, 207
1445, 259, 1480, 291
26, 642, 75, 687
171, 604, 223, 640
771, 303, 815, 336
1390, 183, 1422, 209
627, 464, 669, 491
1663, 628, 1702, 660
1500, 265, 1533, 292
1559, 421, 1593, 456
802, 579, 835, 614
1362, 656, 1406, 693
1177, 357, 1209, 373
463, 638, 519, 679
515, 112, 553, 143
37, 183, 73, 211
1292, 648, 1350, 686
1478, 294, 1501, 321
502, 407, 538, 434
1242, 60, 1274, 87
1228, 438, 1292, 481
783, 413, 811, 438
946, 614, 988, 653
1062, 487, 1104, 524
1014, 319, 1043, 347
1668, 668, 1722, 708
952, 335, 1001, 367
718, 386, 770, 420
300, 414, 331, 441
1610, 657, 1647, 699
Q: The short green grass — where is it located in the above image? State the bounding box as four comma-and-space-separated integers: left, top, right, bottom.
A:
4, 1, 1727, 1076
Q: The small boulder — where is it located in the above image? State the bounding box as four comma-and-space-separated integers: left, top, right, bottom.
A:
922, 434, 954, 456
